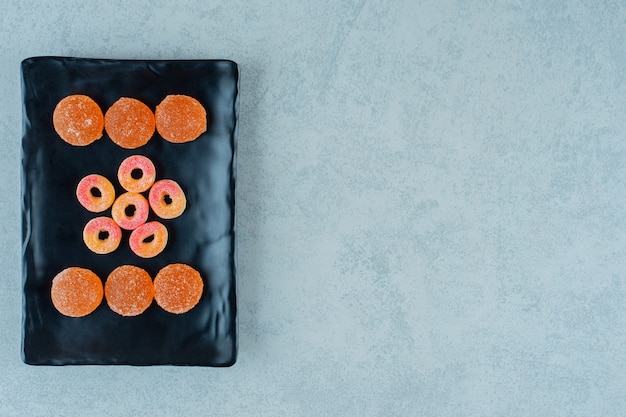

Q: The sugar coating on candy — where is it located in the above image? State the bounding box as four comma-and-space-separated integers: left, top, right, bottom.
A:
53, 95, 104, 146
111, 192, 150, 230
51, 267, 103, 317
149, 179, 186, 219
76, 174, 116, 212
83, 217, 122, 254
153, 264, 203, 314
118, 155, 156, 193
129, 221, 168, 258
155, 95, 207, 143
104, 97, 155, 149
105, 265, 154, 317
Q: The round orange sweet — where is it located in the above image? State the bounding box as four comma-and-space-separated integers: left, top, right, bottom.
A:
153, 264, 203, 314
76, 174, 115, 212
155, 95, 207, 143
53, 95, 104, 146
111, 192, 150, 230
83, 217, 122, 254
104, 97, 155, 149
105, 265, 154, 317
51, 267, 103, 317
128, 221, 168, 258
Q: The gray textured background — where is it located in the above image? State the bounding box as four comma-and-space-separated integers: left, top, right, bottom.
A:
1, 1, 625, 416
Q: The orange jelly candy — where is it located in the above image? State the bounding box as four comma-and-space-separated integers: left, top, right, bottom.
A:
155, 95, 207, 143
153, 264, 203, 314
53, 95, 104, 146
51, 267, 103, 317
105, 265, 154, 317
104, 97, 155, 149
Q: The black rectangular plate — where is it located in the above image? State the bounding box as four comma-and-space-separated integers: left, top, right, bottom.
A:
21, 57, 238, 366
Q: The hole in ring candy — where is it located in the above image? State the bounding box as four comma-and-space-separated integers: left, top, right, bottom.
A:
53, 95, 104, 146
155, 95, 207, 143
104, 97, 155, 149
129, 221, 168, 258
83, 217, 122, 254
154, 264, 203, 314
149, 179, 186, 219
76, 174, 116, 212
105, 265, 154, 317
111, 192, 150, 230
51, 267, 103, 317
117, 155, 156, 193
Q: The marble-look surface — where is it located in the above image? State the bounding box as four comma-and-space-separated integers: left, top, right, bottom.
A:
1, 1, 625, 416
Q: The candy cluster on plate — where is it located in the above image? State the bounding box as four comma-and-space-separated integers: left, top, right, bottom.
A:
53, 94, 207, 147
51, 264, 204, 317
77, 155, 186, 258
47, 94, 208, 317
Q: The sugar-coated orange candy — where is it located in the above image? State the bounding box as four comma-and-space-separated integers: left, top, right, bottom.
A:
105, 265, 154, 317
53, 95, 104, 146
51, 267, 103, 317
148, 179, 186, 219
111, 192, 150, 230
83, 217, 122, 254
153, 264, 203, 314
76, 174, 115, 212
128, 221, 168, 258
104, 97, 155, 149
117, 155, 156, 193
155, 95, 207, 143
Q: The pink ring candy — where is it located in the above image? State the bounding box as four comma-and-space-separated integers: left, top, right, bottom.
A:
76, 174, 115, 213
83, 217, 122, 254
129, 221, 168, 258
148, 179, 186, 219
117, 155, 156, 193
111, 192, 150, 230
